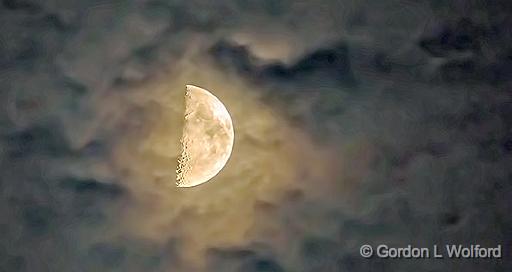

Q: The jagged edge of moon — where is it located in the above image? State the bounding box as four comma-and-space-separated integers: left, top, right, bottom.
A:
176, 89, 192, 187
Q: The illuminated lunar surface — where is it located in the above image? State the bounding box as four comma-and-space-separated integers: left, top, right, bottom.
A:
176, 85, 234, 187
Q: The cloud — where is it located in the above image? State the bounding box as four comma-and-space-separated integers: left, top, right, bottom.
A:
1, 0, 511, 271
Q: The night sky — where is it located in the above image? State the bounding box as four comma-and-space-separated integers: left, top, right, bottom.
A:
0, 0, 511, 271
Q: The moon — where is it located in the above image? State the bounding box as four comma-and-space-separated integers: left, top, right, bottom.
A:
176, 85, 235, 187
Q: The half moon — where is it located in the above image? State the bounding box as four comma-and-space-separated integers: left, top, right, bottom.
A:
176, 85, 235, 187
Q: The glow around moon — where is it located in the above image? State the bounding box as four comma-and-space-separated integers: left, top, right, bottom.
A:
176, 85, 235, 187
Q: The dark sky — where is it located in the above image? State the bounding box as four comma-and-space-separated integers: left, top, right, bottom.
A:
1, 0, 511, 271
